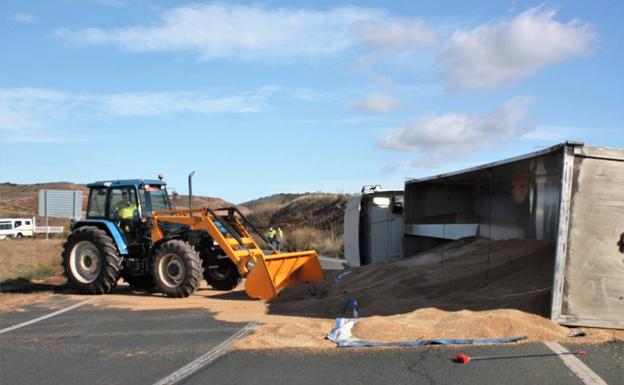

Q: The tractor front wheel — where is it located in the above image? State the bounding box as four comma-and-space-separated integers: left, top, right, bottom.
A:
153, 240, 202, 298
203, 257, 241, 291
62, 226, 122, 294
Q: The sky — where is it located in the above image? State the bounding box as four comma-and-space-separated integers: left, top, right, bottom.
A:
1, 0, 622, 203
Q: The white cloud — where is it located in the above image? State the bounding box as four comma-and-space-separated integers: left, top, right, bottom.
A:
438, 7, 595, 91
351, 57, 394, 85
11, 13, 36, 23
520, 125, 613, 142
351, 94, 401, 114
102, 89, 275, 116
53, 4, 434, 61
0, 86, 277, 142
0, 88, 70, 131
378, 97, 535, 165
357, 19, 436, 50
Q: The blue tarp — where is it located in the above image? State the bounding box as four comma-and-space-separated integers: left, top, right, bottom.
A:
333, 270, 351, 284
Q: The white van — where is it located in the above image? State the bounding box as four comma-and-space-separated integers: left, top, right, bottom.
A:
0, 217, 35, 240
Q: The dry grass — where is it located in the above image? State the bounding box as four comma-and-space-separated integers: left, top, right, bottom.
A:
285, 226, 343, 258
0, 239, 63, 282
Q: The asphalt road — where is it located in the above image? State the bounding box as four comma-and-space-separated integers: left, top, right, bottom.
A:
1, 294, 622, 385
189, 343, 623, 385
0, 295, 247, 385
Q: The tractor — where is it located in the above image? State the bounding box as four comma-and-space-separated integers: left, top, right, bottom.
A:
61, 176, 323, 300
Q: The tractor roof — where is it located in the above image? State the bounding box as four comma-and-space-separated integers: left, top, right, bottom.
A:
87, 179, 166, 188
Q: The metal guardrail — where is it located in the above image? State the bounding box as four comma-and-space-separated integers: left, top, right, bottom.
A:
35, 226, 65, 234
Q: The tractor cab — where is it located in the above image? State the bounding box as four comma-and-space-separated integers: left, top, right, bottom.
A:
85, 179, 172, 248
86, 179, 171, 222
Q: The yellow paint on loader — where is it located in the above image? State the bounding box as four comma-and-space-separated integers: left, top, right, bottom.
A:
245, 250, 323, 300
150, 207, 324, 300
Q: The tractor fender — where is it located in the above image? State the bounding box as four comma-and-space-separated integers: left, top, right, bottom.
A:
73, 220, 129, 255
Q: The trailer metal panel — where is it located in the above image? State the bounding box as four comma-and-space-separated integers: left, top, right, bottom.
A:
344, 195, 362, 267
552, 149, 624, 328
550, 146, 575, 323
406, 224, 479, 240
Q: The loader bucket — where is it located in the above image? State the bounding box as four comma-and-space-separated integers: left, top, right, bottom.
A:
245, 250, 324, 301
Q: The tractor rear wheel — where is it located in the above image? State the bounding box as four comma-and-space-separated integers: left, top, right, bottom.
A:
62, 226, 122, 294
153, 240, 202, 297
203, 257, 241, 291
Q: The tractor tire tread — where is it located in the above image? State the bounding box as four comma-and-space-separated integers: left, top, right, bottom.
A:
202, 257, 241, 291
153, 240, 202, 298
61, 226, 122, 294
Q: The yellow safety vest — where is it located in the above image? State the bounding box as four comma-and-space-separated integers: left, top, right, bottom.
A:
116, 203, 137, 219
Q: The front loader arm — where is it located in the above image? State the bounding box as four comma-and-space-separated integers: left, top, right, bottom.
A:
150, 207, 324, 300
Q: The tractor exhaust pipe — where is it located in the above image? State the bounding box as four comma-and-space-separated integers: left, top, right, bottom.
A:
188, 171, 195, 215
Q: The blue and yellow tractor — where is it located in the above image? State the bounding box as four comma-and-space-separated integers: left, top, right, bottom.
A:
61, 176, 323, 300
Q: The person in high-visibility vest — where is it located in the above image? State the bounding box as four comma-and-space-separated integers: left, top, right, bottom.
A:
276, 227, 284, 252
266, 227, 277, 250
266, 226, 285, 251
114, 191, 138, 232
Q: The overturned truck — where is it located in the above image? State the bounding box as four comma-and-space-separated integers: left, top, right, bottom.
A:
403, 142, 623, 329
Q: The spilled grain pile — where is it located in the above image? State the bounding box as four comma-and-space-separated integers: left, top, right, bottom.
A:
271, 238, 555, 317
257, 237, 624, 344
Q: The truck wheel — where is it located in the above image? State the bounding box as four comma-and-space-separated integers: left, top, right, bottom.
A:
203, 257, 241, 291
16, 233, 23, 239
153, 240, 202, 298
122, 273, 154, 290
62, 226, 122, 294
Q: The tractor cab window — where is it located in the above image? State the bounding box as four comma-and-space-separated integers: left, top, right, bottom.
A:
139, 185, 171, 215
87, 188, 107, 218
14, 221, 22, 228
110, 187, 138, 220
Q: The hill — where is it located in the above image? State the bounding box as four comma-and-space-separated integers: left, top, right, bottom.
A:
241, 193, 304, 213
243, 193, 348, 230
0, 182, 88, 226
244, 193, 349, 257
168, 194, 250, 215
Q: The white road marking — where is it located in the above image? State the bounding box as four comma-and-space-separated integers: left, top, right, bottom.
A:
543, 341, 608, 385
0, 297, 98, 335
153, 322, 257, 385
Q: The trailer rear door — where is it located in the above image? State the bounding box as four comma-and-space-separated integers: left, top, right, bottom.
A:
552, 146, 624, 329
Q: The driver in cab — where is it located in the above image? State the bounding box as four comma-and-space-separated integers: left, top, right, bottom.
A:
114, 190, 138, 232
